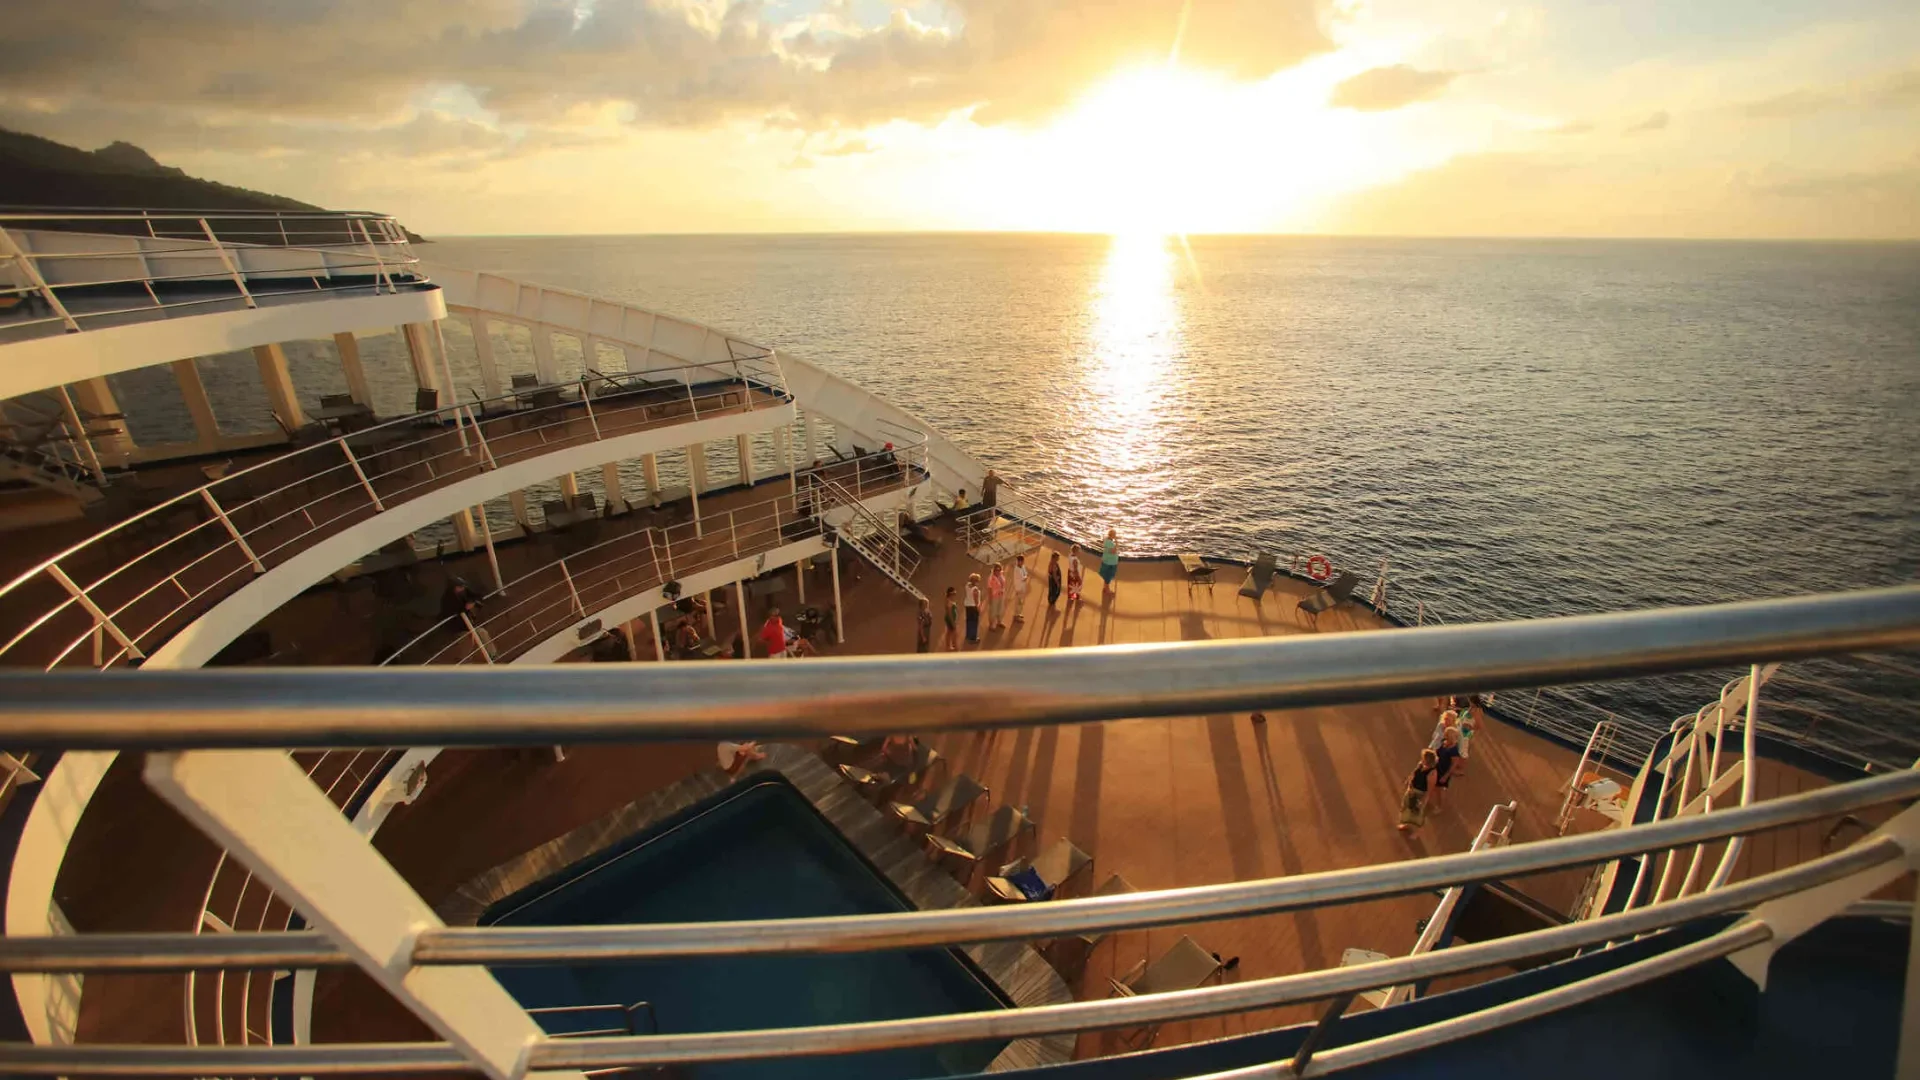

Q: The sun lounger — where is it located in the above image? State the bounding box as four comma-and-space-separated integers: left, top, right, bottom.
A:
1178, 553, 1215, 594
839, 740, 942, 800
986, 838, 1093, 902
925, 804, 1035, 872
1075, 874, 1140, 950
1108, 935, 1226, 1046
1238, 551, 1278, 599
888, 773, 986, 832
1297, 570, 1360, 621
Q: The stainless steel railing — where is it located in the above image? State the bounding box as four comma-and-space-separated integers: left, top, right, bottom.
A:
0, 360, 792, 671
0, 589, 1916, 1075
0, 210, 421, 336
384, 444, 927, 665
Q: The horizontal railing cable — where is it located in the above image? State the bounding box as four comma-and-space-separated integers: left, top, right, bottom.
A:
1, 585, 1915, 749
0, 770, 1912, 973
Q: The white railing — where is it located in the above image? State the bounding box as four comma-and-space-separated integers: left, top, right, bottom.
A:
0, 361, 792, 672
184, 748, 399, 1051
385, 446, 926, 666
0, 210, 421, 337
1383, 800, 1518, 1007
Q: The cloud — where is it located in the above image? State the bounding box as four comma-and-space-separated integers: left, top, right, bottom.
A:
1624, 110, 1669, 134
1747, 161, 1920, 199
1872, 69, 1920, 109
0, 0, 1331, 149
1547, 119, 1595, 135
1328, 65, 1457, 112
1737, 88, 1840, 119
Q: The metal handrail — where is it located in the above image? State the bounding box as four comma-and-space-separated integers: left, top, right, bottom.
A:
0, 832, 1901, 1073
5, 767, 1913, 975
0, 359, 793, 671
1, 210, 420, 335
3, 585, 1914, 749
382, 445, 925, 665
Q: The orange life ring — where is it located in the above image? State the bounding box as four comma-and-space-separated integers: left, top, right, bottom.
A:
1306, 555, 1334, 582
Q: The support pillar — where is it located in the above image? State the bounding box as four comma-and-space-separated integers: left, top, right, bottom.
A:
333, 332, 372, 406
509, 491, 531, 533
647, 609, 664, 662
530, 326, 557, 383
641, 453, 661, 505
450, 508, 478, 553
473, 504, 503, 591
782, 425, 797, 496
686, 443, 709, 494
559, 471, 581, 502
735, 580, 753, 658
469, 314, 503, 398
831, 543, 844, 643
401, 323, 440, 397
736, 433, 755, 488
142, 751, 586, 1080
169, 360, 220, 452
601, 462, 624, 513
252, 344, 305, 429
805, 410, 824, 465
797, 557, 806, 605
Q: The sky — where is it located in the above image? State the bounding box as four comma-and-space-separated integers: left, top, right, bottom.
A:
4, 0, 1918, 238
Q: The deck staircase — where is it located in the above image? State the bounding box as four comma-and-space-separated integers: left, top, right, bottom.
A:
0, 390, 113, 503
814, 477, 925, 601
956, 479, 1070, 565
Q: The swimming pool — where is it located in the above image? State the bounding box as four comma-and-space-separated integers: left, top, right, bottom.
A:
481, 774, 1010, 1079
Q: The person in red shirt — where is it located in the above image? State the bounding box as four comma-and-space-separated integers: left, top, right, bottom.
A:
758, 605, 788, 658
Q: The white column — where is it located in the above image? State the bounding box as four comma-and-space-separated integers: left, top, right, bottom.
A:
601, 462, 624, 512
253, 343, 306, 428
831, 543, 844, 642
509, 490, 532, 533
804, 410, 824, 464
686, 443, 709, 494
797, 558, 806, 605
469, 314, 504, 398
69, 378, 135, 462
782, 425, 797, 496
736, 433, 754, 488
735, 580, 752, 657
450, 508, 479, 552
559, 471, 581, 502
401, 323, 440, 397
647, 609, 665, 662
169, 360, 220, 452
641, 453, 661, 505
473, 504, 503, 591
142, 751, 585, 1080
333, 331, 372, 406
531, 326, 558, 383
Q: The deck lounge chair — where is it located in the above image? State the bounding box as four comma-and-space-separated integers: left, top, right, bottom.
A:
986, 838, 1094, 903
1074, 874, 1140, 950
839, 739, 942, 800
1238, 551, 1278, 599
1109, 935, 1227, 1047
925, 803, 1034, 873
888, 773, 986, 832
1297, 570, 1360, 622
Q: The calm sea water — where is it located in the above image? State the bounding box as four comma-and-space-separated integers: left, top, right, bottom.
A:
113, 233, 1920, 754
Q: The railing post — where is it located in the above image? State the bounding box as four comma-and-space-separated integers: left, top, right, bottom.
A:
461, 612, 495, 664
201, 489, 266, 573
729, 511, 739, 559
351, 217, 394, 294
473, 504, 503, 593
580, 375, 602, 441
463, 406, 499, 470
0, 226, 81, 332
46, 564, 144, 661
1288, 991, 1358, 1076
435, 321, 469, 452
559, 558, 586, 618
198, 218, 257, 309
337, 440, 385, 512
831, 540, 844, 642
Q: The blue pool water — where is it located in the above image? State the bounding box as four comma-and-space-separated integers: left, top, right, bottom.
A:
480, 775, 1010, 1079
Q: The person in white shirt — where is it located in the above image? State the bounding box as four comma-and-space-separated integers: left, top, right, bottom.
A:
1011, 553, 1031, 623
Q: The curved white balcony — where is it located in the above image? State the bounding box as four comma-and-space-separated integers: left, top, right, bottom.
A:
0, 363, 793, 672
0, 211, 441, 399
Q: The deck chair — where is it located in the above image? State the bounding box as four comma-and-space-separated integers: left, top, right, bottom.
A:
839, 739, 942, 800
1297, 571, 1360, 622
987, 838, 1094, 902
1238, 551, 1278, 599
1074, 874, 1140, 951
888, 773, 986, 832
1109, 935, 1227, 1047
410, 386, 442, 429
925, 803, 1034, 873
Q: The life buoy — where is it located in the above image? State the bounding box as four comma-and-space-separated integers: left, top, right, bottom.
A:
1306, 555, 1334, 582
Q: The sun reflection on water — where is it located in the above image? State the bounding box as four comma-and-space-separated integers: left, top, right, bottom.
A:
1071, 232, 1186, 522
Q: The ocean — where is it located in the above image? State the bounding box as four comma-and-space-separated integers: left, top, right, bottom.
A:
109, 233, 1920, 759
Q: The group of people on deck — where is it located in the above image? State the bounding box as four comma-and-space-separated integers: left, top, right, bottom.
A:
1397, 696, 1481, 834
914, 526, 1121, 652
